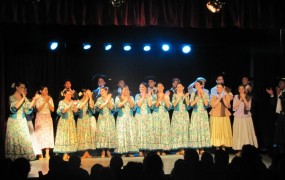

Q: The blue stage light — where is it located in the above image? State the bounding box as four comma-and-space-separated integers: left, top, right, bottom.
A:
182, 45, 191, 54
123, 45, 131, 51
105, 44, 112, 51
83, 43, 91, 50
162, 44, 170, 51
50, 42, 58, 50
143, 45, 151, 51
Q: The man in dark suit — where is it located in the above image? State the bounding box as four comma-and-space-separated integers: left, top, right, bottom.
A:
112, 79, 126, 99
166, 77, 180, 101
266, 78, 285, 152
58, 80, 79, 101
92, 74, 107, 103
145, 75, 158, 95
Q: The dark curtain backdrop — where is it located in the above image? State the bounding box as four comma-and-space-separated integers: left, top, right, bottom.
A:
0, 26, 6, 158
1, 0, 285, 28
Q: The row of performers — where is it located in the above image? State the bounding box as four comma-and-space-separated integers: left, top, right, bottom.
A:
5, 80, 258, 161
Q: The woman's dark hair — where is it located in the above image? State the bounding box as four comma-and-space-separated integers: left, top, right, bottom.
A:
11, 82, 25, 89
216, 82, 223, 87
81, 88, 88, 92
175, 83, 184, 94
120, 85, 129, 94
177, 82, 183, 86
121, 85, 129, 90
10, 81, 26, 94
78, 88, 88, 99
38, 85, 48, 94
236, 84, 246, 93
62, 89, 71, 95
157, 82, 164, 86
237, 84, 252, 114
195, 80, 203, 86
100, 86, 109, 92
194, 80, 203, 98
156, 82, 164, 94
140, 82, 148, 89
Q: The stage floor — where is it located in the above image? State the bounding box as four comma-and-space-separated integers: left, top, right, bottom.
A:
28, 153, 272, 178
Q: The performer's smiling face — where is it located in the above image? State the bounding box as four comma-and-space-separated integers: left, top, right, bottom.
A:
216, 84, 223, 94
100, 88, 108, 97
238, 85, 245, 94
139, 84, 147, 93
64, 91, 72, 100
40, 87, 49, 96
176, 84, 184, 93
157, 83, 164, 92
16, 83, 26, 95
195, 82, 202, 90
122, 86, 129, 96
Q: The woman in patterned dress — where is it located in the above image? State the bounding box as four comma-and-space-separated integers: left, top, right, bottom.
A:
54, 89, 78, 160
115, 85, 138, 156
189, 80, 211, 154
209, 83, 233, 150
23, 87, 42, 160
77, 89, 96, 158
152, 83, 171, 155
232, 85, 258, 155
171, 83, 190, 155
5, 82, 40, 160
95, 87, 117, 158
135, 83, 154, 156
34, 85, 55, 160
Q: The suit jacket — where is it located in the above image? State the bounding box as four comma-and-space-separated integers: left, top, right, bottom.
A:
209, 93, 232, 117
112, 88, 121, 100
270, 90, 285, 114
168, 87, 176, 103
92, 87, 100, 103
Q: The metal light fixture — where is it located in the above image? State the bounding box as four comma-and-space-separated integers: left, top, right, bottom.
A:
206, 0, 225, 13
110, 0, 126, 7
31, 0, 40, 5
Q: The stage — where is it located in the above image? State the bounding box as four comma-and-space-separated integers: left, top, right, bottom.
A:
28, 153, 272, 178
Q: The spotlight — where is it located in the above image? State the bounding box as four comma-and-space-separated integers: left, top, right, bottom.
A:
123, 44, 131, 51
143, 45, 151, 52
50, 42, 58, 50
110, 0, 126, 7
83, 43, 91, 50
105, 44, 112, 51
182, 45, 191, 54
206, 0, 225, 13
31, 0, 40, 5
162, 44, 170, 51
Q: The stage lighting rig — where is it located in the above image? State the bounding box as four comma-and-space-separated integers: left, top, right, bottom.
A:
31, 0, 41, 5
110, 0, 126, 7
206, 0, 225, 13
